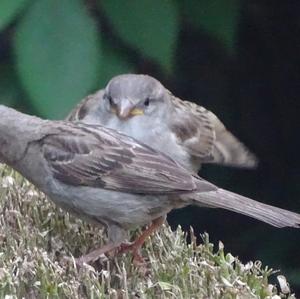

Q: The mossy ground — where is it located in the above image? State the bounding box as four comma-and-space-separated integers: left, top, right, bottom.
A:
0, 165, 295, 298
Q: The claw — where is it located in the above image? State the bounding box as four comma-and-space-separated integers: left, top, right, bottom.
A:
63, 216, 165, 267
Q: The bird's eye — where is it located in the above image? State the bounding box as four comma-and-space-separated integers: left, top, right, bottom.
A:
144, 98, 150, 107
106, 95, 113, 105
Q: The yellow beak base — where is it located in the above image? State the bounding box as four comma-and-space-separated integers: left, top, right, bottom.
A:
129, 108, 144, 116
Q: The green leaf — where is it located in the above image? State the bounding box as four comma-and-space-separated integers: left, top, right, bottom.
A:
97, 40, 136, 87
14, 0, 101, 119
0, 64, 21, 107
101, 0, 179, 74
183, 0, 240, 50
0, 0, 29, 31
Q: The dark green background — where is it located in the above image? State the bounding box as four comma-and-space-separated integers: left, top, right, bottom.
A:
0, 0, 299, 292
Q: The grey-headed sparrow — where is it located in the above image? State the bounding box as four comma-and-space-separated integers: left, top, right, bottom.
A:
67, 74, 257, 172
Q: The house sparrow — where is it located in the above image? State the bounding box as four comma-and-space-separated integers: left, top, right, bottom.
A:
1, 105, 299, 265
67, 74, 258, 172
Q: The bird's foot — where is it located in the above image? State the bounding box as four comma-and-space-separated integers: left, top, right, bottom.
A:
118, 242, 146, 265
62, 216, 165, 267
65, 243, 118, 267
117, 216, 165, 265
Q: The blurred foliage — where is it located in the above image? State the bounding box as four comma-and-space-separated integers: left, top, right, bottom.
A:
14, 0, 101, 119
101, 0, 179, 74
0, 0, 300, 295
181, 0, 240, 49
0, 0, 238, 119
0, 0, 29, 31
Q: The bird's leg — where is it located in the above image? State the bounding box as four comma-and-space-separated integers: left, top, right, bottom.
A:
118, 216, 165, 264
66, 217, 165, 266
74, 242, 120, 266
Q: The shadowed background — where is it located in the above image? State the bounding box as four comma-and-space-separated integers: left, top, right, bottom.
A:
0, 0, 299, 292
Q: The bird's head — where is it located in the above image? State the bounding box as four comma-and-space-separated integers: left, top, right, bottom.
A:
102, 74, 171, 121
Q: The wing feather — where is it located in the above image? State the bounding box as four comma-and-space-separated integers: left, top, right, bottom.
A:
42, 123, 215, 194
170, 95, 258, 168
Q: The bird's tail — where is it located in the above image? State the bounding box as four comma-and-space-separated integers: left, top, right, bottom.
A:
190, 188, 300, 228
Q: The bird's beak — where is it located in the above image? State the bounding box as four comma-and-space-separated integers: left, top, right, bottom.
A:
130, 108, 144, 116
116, 99, 144, 119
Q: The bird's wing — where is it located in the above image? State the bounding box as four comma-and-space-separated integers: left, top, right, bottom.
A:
170, 95, 258, 168
42, 122, 215, 194
66, 89, 104, 121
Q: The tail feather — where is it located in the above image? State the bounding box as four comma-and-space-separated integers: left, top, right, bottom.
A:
192, 188, 300, 228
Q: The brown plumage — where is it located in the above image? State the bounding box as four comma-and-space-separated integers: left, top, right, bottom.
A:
1, 105, 300, 264
67, 74, 257, 170
43, 123, 207, 194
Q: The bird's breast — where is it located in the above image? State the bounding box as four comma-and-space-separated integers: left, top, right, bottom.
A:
104, 117, 193, 170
